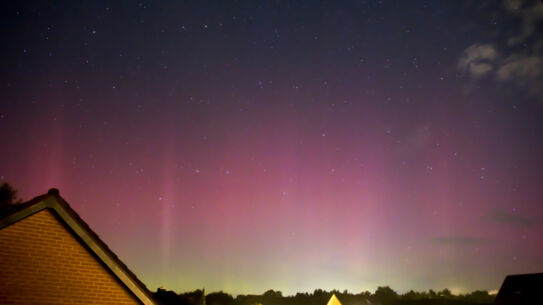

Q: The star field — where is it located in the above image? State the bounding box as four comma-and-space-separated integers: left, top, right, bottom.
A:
1, 0, 543, 296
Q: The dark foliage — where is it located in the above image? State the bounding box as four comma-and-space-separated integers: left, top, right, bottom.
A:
207, 291, 236, 305
0, 182, 22, 216
155, 288, 205, 305
154, 288, 495, 305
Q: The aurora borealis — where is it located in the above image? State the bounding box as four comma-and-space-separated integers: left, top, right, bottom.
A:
1, 0, 543, 296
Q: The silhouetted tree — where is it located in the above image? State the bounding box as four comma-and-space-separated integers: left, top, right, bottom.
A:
263, 290, 283, 298
207, 291, 235, 305
403, 290, 420, 300
465, 290, 493, 303
0, 183, 22, 215
374, 286, 397, 300
155, 288, 191, 305
313, 289, 326, 297
439, 288, 452, 298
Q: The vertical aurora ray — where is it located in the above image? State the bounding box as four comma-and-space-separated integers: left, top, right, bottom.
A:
159, 122, 176, 274
25, 103, 66, 193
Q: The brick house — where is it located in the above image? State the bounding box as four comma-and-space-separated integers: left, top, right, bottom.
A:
0, 189, 158, 305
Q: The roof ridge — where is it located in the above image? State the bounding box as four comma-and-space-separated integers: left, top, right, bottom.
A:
0, 190, 159, 305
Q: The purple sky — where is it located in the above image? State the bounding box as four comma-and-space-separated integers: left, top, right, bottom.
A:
1, 0, 543, 295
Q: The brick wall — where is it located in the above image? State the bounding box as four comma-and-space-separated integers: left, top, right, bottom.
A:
0, 209, 142, 305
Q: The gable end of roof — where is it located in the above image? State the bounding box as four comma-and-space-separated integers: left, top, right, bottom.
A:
0, 192, 158, 305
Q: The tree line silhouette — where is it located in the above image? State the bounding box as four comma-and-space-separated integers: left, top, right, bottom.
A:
154, 287, 495, 305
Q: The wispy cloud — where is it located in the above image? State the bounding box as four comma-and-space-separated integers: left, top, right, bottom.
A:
497, 55, 543, 80
496, 54, 543, 96
431, 237, 485, 245
457, 0, 543, 97
457, 44, 500, 78
489, 209, 536, 227
503, 0, 543, 46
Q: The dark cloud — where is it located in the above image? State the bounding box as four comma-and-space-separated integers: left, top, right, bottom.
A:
431, 237, 485, 245
489, 209, 536, 227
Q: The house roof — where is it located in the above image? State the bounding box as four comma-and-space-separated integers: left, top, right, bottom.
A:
0, 188, 158, 305
494, 273, 543, 305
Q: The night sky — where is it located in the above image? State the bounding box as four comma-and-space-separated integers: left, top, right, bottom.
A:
1, 0, 543, 296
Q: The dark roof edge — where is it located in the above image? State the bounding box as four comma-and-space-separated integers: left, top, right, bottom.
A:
503, 272, 543, 278
0, 192, 158, 305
